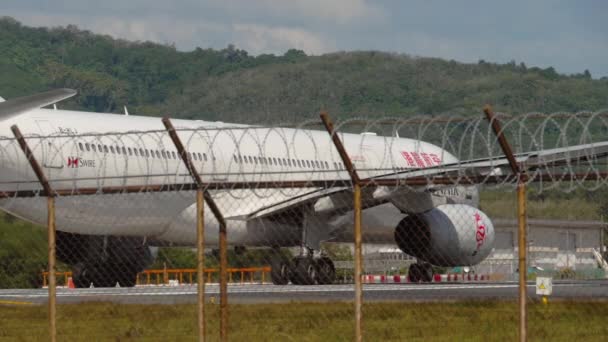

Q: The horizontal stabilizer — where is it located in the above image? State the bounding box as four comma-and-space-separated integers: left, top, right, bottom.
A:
0, 88, 77, 121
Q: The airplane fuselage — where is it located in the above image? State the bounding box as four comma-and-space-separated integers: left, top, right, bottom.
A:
0, 108, 474, 247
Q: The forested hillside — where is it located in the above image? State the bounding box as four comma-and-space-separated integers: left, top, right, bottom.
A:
1, 16, 608, 123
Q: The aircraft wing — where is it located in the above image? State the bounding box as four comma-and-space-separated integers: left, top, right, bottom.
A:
236, 140, 608, 221
0, 88, 77, 121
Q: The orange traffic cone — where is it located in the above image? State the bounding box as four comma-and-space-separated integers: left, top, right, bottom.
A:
67, 277, 75, 289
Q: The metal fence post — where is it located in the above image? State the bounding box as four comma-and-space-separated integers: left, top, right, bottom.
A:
483, 106, 527, 342
517, 179, 527, 341
162, 118, 230, 342
11, 125, 57, 342
320, 112, 363, 342
196, 189, 206, 340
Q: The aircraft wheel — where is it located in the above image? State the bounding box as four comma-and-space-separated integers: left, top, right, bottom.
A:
270, 257, 290, 285
316, 257, 335, 285
291, 257, 317, 285
113, 264, 138, 287
72, 262, 92, 288
420, 263, 433, 283
408, 264, 421, 283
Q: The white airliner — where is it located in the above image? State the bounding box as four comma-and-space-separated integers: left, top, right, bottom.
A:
0, 89, 606, 287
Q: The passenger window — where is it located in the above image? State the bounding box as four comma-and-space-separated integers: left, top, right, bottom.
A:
103, 145, 108, 153
161, 150, 166, 159
155, 150, 161, 158
122, 147, 127, 155
85, 143, 90, 151
172, 151, 177, 159
134, 148, 139, 156
78, 142, 84, 151
91, 144, 96, 152
203, 153, 207, 161
110, 146, 115, 154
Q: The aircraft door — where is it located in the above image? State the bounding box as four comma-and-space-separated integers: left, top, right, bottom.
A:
35, 120, 65, 170
360, 144, 383, 178
198, 129, 227, 182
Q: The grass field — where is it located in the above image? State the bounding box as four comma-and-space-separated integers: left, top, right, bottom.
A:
0, 301, 607, 341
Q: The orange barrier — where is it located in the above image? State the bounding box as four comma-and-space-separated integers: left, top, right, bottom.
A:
41, 271, 72, 288
137, 266, 271, 285
42, 266, 271, 287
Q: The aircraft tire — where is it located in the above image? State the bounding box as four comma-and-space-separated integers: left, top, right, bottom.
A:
292, 257, 317, 285
316, 257, 335, 285
113, 264, 138, 287
408, 264, 421, 283
420, 264, 433, 283
270, 257, 290, 285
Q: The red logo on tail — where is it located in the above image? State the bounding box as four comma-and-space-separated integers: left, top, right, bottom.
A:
474, 212, 486, 249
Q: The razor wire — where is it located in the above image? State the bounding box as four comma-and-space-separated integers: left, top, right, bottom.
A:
2, 110, 608, 199
1, 111, 608, 341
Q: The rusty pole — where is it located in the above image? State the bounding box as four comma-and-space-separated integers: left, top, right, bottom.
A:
11, 125, 57, 342
196, 189, 206, 340
162, 118, 229, 342
483, 106, 527, 342
320, 112, 363, 342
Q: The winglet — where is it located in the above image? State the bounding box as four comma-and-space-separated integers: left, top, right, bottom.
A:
0, 88, 77, 121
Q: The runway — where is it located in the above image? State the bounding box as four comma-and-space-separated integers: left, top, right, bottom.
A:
1, 280, 607, 305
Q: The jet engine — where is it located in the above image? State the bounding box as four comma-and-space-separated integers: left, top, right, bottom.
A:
394, 204, 494, 266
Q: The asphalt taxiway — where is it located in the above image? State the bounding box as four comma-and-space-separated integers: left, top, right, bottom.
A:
1, 280, 607, 305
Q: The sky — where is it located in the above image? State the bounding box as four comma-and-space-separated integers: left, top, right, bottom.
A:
1, 0, 607, 77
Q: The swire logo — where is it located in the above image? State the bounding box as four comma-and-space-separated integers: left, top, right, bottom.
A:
67, 157, 95, 168
67, 157, 79, 168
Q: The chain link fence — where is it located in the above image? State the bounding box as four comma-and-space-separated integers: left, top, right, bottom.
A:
1, 110, 608, 340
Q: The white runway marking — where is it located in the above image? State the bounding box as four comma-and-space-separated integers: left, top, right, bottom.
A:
0, 283, 533, 298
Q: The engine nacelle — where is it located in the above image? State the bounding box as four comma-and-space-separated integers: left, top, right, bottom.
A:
394, 204, 494, 266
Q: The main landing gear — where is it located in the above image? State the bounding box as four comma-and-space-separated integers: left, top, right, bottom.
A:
408, 261, 433, 283
270, 248, 336, 285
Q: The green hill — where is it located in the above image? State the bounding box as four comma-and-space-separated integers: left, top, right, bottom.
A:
1, 16, 607, 123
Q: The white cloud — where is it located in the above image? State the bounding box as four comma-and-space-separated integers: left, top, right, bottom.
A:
8, 12, 226, 49
209, 0, 386, 24
9, 11, 333, 55
233, 24, 332, 55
